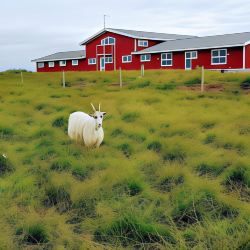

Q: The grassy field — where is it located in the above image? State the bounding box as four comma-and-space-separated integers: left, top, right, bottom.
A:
0, 69, 249, 250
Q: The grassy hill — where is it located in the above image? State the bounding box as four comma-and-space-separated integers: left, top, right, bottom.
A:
0, 69, 249, 249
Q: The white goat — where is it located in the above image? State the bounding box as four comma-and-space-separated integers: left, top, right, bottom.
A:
68, 103, 106, 148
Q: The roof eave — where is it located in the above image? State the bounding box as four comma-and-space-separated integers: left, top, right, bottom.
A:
31, 56, 86, 63
132, 43, 245, 55
79, 28, 196, 45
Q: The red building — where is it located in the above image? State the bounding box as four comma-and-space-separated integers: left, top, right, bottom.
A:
32, 28, 250, 72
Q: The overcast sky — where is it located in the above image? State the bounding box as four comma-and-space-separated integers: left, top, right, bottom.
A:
1, 0, 250, 71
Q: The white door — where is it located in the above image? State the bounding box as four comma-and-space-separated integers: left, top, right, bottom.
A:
100, 57, 105, 71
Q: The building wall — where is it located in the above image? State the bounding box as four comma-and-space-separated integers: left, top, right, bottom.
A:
37, 59, 88, 72
36, 30, 244, 72
133, 46, 244, 70
245, 44, 250, 69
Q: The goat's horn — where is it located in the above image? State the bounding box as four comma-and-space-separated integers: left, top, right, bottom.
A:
90, 103, 96, 112
99, 103, 101, 111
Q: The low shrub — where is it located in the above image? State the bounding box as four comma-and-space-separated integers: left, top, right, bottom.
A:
16, 223, 49, 245
0, 154, 14, 176
147, 141, 162, 153
111, 128, 123, 137
72, 166, 91, 181
94, 214, 176, 246
203, 134, 216, 144
118, 143, 132, 158
240, 78, 250, 89
52, 117, 66, 128
0, 126, 14, 139
50, 159, 71, 171
157, 175, 184, 192
156, 83, 176, 90
67, 197, 97, 224
163, 148, 186, 163
195, 162, 228, 177
184, 77, 201, 86
122, 112, 139, 123
44, 185, 72, 213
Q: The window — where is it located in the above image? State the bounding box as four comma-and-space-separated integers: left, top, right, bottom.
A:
72, 59, 78, 66
48, 62, 54, 68
105, 57, 113, 63
38, 62, 44, 68
161, 53, 173, 66
211, 49, 227, 64
140, 54, 151, 62
138, 40, 148, 47
88, 58, 96, 65
122, 55, 132, 63
59, 60, 66, 67
101, 37, 115, 45
186, 51, 198, 59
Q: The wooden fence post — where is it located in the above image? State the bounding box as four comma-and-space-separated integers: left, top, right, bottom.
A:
20, 71, 23, 84
141, 64, 144, 77
62, 71, 65, 88
119, 67, 122, 88
201, 66, 204, 92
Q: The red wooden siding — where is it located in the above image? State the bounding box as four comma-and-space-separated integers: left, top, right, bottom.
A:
245, 44, 250, 69
36, 30, 245, 72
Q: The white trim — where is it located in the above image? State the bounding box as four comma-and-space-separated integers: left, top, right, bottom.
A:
134, 39, 137, 52
72, 59, 78, 66
37, 62, 44, 68
122, 55, 132, 63
243, 46, 246, 69
88, 58, 96, 65
32, 56, 85, 63
59, 60, 67, 67
104, 56, 113, 64
138, 40, 148, 47
211, 49, 227, 65
48, 62, 54, 68
245, 40, 250, 46
132, 44, 244, 55
140, 54, 151, 62
101, 36, 116, 45
79, 28, 184, 45
161, 53, 172, 67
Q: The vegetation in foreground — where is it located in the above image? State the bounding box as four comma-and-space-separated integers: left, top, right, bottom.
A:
0, 69, 249, 249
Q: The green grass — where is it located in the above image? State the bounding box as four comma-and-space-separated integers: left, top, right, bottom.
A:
0, 69, 249, 249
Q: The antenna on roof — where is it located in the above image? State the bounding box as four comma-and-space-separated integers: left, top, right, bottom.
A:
103, 14, 109, 29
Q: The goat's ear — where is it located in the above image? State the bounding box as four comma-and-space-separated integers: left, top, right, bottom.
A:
89, 114, 93, 117
102, 112, 107, 116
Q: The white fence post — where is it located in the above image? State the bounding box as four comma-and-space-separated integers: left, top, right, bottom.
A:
119, 67, 122, 88
201, 66, 204, 92
62, 71, 65, 88
141, 64, 144, 77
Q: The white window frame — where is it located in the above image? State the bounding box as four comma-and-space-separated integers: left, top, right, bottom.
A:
122, 55, 132, 63
211, 49, 227, 65
138, 40, 148, 47
105, 56, 113, 64
72, 59, 78, 66
48, 62, 54, 68
59, 60, 66, 67
140, 54, 151, 62
88, 58, 96, 65
161, 53, 173, 67
101, 37, 116, 45
37, 62, 44, 68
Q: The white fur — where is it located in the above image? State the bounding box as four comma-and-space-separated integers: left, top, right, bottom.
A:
68, 111, 104, 148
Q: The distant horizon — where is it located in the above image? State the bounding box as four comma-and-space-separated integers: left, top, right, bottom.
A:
1, 0, 250, 71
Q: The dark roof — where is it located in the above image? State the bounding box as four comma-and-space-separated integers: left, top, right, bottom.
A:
32, 50, 86, 62
134, 32, 250, 54
79, 28, 196, 45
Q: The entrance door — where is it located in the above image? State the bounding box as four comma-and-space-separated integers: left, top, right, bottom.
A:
185, 52, 192, 70
100, 57, 105, 71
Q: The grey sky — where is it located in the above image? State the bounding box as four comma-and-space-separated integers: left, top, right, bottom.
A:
1, 0, 250, 71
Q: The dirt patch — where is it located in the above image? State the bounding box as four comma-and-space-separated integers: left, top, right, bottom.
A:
178, 84, 224, 92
